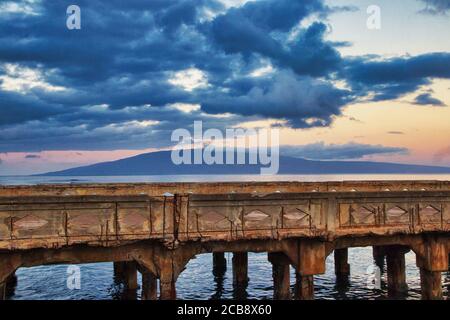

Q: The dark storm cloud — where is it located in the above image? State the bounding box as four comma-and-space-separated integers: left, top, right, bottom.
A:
281, 142, 408, 160
0, 0, 448, 153
342, 53, 450, 101
202, 71, 354, 128
0, 90, 65, 125
0, 105, 250, 152
413, 93, 447, 106
209, 8, 341, 77
418, 0, 450, 14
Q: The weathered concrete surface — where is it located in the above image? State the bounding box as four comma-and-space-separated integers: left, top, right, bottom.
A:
140, 268, 157, 300
334, 248, 350, 284
1, 181, 449, 250
268, 252, 291, 300
0, 181, 449, 300
212, 252, 226, 276
232, 252, 248, 286
385, 246, 409, 294
1, 180, 448, 197
294, 273, 314, 300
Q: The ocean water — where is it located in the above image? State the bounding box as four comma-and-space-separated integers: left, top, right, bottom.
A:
1, 174, 450, 300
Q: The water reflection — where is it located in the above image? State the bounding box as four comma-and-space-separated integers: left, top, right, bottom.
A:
232, 283, 249, 300
211, 255, 226, 300
110, 275, 138, 300
334, 273, 350, 297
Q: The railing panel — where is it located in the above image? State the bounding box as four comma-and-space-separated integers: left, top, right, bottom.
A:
0, 187, 449, 250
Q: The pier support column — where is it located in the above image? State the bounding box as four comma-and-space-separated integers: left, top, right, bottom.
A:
414, 235, 447, 300
149, 245, 199, 300
159, 258, 177, 300
420, 269, 442, 300
0, 254, 21, 300
159, 278, 176, 300
232, 252, 248, 286
113, 261, 124, 281
268, 253, 291, 300
114, 261, 138, 300
0, 281, 5, 300
386, 246, 409, 295
334, 248, 350, 283
114, 261, 138, 290
123, 262, 138, 290
0, 273, 18, 299
283, 240, 326, 300
142, 270, 157, 300
294, 273, 314, 300
213, 252, 227, 277
372, 246, 385, 270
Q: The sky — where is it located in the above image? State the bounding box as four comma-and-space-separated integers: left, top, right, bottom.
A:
0, 0, 449, 175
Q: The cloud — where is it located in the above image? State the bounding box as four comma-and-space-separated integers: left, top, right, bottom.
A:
0, 0, 447, 155
209, 10, 342, 77
0, 0, 352, 152
413, 93, 446, 106
0, 90, 63, 125
25, 154, 40, 159
387, 131, 404, 135
214, 0, 324, 33
434, 145, 450, 162
281, 142, 408, 160
418, 0, 450, 14
342, 53, 450, 101
202, 71, 354, 128
348, 116, 363, 123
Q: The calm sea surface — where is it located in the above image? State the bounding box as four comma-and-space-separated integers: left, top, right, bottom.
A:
1, 174, 449, 300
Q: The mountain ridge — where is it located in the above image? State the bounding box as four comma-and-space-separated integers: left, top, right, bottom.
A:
36, 150, 450, 176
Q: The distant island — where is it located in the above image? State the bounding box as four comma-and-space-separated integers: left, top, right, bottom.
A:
36, 150, 450, 176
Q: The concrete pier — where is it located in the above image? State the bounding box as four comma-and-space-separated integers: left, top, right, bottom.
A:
0, 181, 448, 300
